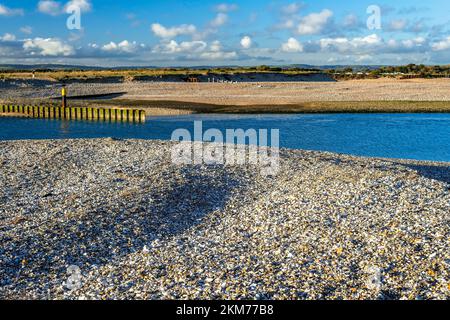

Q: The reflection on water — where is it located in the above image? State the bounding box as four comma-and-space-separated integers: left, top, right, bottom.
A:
60, 120, 70, 135
0, 113, 449, 162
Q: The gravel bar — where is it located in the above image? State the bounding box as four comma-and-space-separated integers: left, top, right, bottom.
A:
2, 79, 450, 104
0, 139, 449, 300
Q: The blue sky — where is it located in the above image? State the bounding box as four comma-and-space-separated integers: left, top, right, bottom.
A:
0, 0, 449, 66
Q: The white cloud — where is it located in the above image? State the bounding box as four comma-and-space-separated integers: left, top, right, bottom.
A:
38, 1, 61, 16
23, 38, 75, 56
0, 33, 16, 41
432, 36, 450, 51
386, 37, 427, 53
355, 54, 373, 62
343, 14, 360, 28
0, 4, 24, 16
153, 40, 207, 54
151, 23, 197, 39
215, 3, 238, 13
388, 19, 408, 31
297, 9, 333, 35
38, 0, 92, 16
65, 0, 92, 13
314, 34, 429, 55
20, 26, 33, 35
281, 3, 302, 15
209, 40, 222, 52
152, 39, 238, 61
240, 36, 252, 49
102, 40, 141, 53
401, 37, 426, 48
319, 34, 382, 53
199, 51, 238, 60
281, 37, 303, 53
210, 13, 228, 27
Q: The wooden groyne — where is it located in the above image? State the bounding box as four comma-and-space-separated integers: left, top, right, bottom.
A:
0, 105, 146, 122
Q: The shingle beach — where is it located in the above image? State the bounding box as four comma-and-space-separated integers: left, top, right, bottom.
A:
0, 139, 449, 300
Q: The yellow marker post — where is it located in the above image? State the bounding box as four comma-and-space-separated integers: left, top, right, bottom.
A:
61, 86, 67, 109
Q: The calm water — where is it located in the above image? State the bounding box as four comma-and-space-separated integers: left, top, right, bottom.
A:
1, 113, 449, 162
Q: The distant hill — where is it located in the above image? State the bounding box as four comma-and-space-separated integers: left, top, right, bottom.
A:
0, 64, 105, 71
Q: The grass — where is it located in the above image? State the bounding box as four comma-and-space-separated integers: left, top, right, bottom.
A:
0, 68, 318, 81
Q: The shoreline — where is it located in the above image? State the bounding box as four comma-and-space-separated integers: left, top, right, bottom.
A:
1, 138, 449, 300
1, 78, 450, 114
2, 101, 450, 116
1, 137, 450, 166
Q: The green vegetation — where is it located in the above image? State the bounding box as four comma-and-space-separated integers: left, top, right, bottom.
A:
329, 64, 450, 80
1, 64, 450, 81
0, 66, 319, 82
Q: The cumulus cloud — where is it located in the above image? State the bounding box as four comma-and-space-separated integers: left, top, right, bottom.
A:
281, 3, 303, 15
37, 0, 92, 15
210, 13, 228, 27
355, 54, 373, 62
432, 36, 450, 51
153, 40, 207, 54
388, 19, 408, 31
0, 33, 16, 41
297, 9, 333, 35
20, 26, 33, 35
281, 37, 303, 53
151, 23, 197, 39
209, 40, 222, 52
101, 40, 142, 54
0, 4, 24, 16
215, 3, 238, 13
152, 39, 238, 61
393, 37, 426, 49
312, 34, 429, 55
240, 36, 252, 49
342, 14, 365, 30
199, 51, 238, 60
23, 38, 75, 56
38, 0, 61, 15
319, 34, 382, 53
65, 0, 92, 13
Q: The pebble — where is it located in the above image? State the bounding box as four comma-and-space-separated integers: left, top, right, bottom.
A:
0, 139, 449, 300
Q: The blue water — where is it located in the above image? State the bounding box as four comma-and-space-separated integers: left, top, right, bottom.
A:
0, 113, 449, 162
